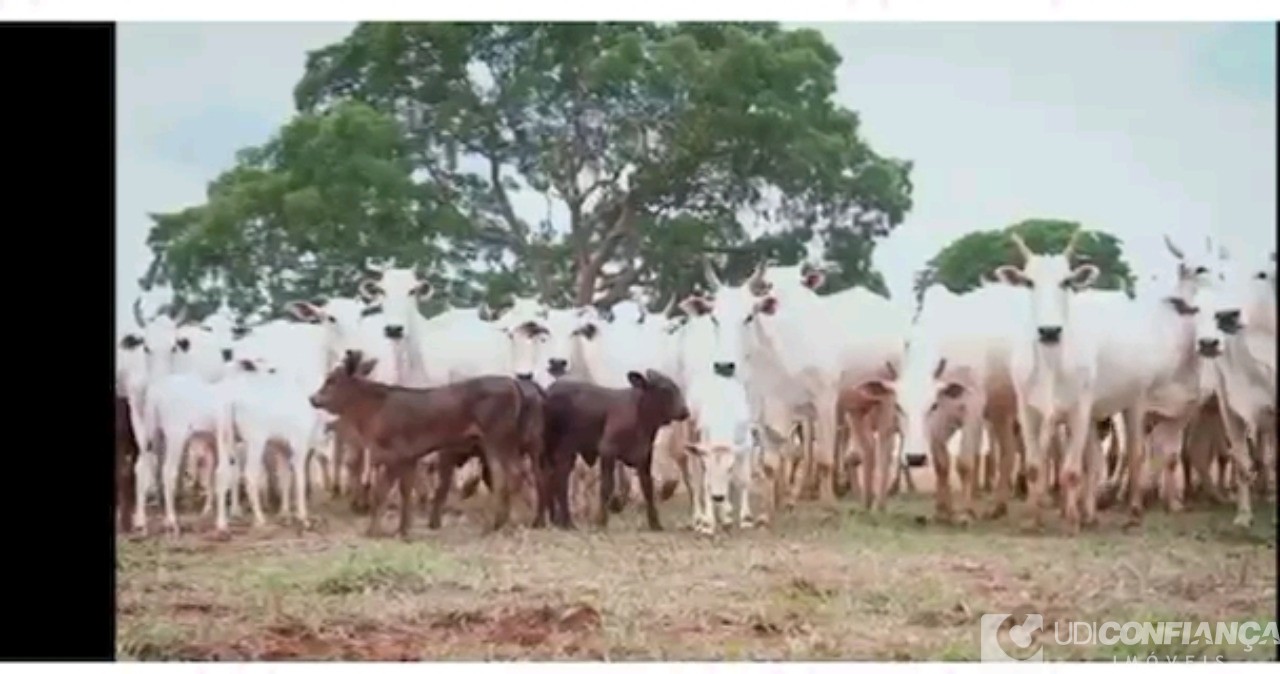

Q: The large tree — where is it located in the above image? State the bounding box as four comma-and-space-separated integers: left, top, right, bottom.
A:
145, 23, 913, 316
912, 218, 1136, 303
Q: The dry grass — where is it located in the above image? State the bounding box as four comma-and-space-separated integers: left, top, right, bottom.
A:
117, 470, 1277, 661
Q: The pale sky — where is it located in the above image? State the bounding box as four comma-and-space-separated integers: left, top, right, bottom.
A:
115, 22, 1276, 335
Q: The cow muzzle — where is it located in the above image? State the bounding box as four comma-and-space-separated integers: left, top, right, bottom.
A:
1197, 337, 1222, 358
221, 348, 233, 362
547, 358, 568, 377
1036, 325, 1063, 345
713, 361, 736, 377
384, 324, 405, 340
516, 372, 533, 381
1214, 309, 1242, 335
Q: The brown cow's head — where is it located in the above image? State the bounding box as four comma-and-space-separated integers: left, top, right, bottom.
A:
629, 368, 690, 427
310, 349, 379, 413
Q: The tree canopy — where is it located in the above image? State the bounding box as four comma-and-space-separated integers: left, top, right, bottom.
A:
912, 218, 1137, 304
143, 22, 913, 320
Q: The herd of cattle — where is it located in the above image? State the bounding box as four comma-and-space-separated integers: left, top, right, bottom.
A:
113, 229, 1277, 541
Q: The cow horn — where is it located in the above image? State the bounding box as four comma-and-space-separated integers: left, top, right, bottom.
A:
660, 294, 676, 317
132, 297, 146, 328
362, 259, 389, 277
703, 259, 723, 290
1009, 232, 1034, 263
1062, 228, 1086, 260
170, 303, 189, 326
1162, 233, 1185, 261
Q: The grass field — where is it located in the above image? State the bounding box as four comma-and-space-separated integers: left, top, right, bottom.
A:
116, 471, 1277, 661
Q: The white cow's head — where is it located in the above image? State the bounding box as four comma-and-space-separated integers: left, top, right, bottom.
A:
1194, 247, 1277, 356
993, 230, 1099, 347
1160, 233, 1231, 302
541, 306, 595, 379
494, 296, 551, 381
678, 261, 779, 379
286, 297, 369, 364
358, 262, 432, 341
130, 296, 187, 380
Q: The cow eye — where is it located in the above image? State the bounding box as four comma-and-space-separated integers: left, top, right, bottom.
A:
1255, 272, 1268, 280
1194, 266, 1208, 275
744, 314, 754, 324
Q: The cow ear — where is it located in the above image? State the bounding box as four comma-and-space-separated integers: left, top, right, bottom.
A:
802, 270, 826, 290
859, 380, 894, 399
756, 296, 779, 315
357, 358, 378, 378
993, 265, 1028, 287
678, 295, 712, 317
413, 280, 434, 299
1067, 264, 1100, 290
286, 301, 324, 323
626, 370, 649, 389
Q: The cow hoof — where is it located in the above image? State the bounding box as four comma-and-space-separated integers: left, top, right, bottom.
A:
739, 517, 755, 530
210, 528, 232, 542
987, 503, 1009, 520
163, 523, 181, 538
1232, 513, 1253, 528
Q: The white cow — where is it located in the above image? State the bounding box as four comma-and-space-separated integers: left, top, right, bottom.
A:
682, 368, 756, 534
733, 260, 908, 510
213, 342, 327, 533
854, 282, 1027, 523
1079, 234, 1226, 522
992, 229, 1101, 533
357, 264, 538, 384
1194, 248, 1276, 527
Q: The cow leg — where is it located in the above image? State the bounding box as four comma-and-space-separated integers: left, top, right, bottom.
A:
290, 440, 311, 526
636, 455, 662, 531
1149, 418, 1187, 514
200, 448, 216, 517
989, 416, 1018, 519
735, 453, 754, 529
608, 464, 633, 514
428, 456, 456, 529
596, 455, 617, 529
480, 443, 513, 534
551, 451, 577, 529
212, 439, 235, 535
851, 414, 877, 511
1059, 406, 1092, 536
395, 460, 415, 539
930, 432, 953, 523
330, 433, 346, 498
1081, 422, 1102, 527
1016, 406, 1048, 531
652, 424, 683, 502
132, 447, 157, 533
242, 439, 270, 529
1121, 406, 1146, 525
1216, 401, 1254, 528
813, 403, 839, 507
160, 434, 186, 536
366, 460, 397, 538
955, 412, 984, 526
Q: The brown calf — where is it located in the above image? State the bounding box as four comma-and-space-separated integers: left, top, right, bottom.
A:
424, 377, 546, 529
541, 370, 690, 531
309, 351, 541, 537
116, 396, 139, 533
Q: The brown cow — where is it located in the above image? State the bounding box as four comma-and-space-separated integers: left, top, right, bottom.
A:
540, 369, 690, 531
116, 396, 139, 533
424, 377, 546, 529
309, 351, 541, 537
